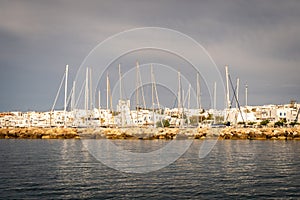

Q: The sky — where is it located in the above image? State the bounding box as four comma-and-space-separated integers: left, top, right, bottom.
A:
0, 0, 299, 112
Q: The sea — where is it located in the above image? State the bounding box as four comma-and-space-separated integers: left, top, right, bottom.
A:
0, 139, 300, 199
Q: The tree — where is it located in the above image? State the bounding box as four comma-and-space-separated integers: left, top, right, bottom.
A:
290, 121, 298, 127
247, 121, 256, 126
156, 119, 170, 128
260, 119, 270, 126
274, 119, 286, 127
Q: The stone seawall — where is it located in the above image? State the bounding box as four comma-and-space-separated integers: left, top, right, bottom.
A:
219, 127, 300, 140
0, 127, 79, 139
1, 127, 300, 140
78, 127, 209, 140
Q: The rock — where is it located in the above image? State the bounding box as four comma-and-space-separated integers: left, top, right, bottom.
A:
273, 130, 280, 137
42, 135, 50, 139
7, 131, 17, 138
236, 133, 248, 140
31, 133, 42, 139
278, 136, 286, 140
293, 131, 300, 139
230, 132, 240, 140
0, 133, 6, 139
159, 135, 165, 139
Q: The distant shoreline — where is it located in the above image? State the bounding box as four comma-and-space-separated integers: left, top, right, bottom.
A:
0, 127, 300, 140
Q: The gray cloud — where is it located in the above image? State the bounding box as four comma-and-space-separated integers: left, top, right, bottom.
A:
0, 0, 299, 111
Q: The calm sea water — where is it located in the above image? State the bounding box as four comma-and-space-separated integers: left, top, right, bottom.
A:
0, 139, 300, 199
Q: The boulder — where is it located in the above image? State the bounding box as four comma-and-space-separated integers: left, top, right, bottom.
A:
42, 135, 51, 139
278, 136, 286, 140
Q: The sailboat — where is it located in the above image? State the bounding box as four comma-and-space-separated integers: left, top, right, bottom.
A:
49, 65, 70, 128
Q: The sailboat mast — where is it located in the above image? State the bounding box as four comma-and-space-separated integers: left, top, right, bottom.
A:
245, 84, 248, 108
106, 72, 109, 112
236, 78, 239, 108
135, 62, 139, 125
119, 64, 122, 100
64, 64, 68, 128
84, 67, 90, 126
196, 73, 201, 111
71, 81, 76, 111
178, 71, 182, 122
213, 81, 217, 124
89, 67, 93, 110
137, 62, 146, 109
119, 64, 124, 127
109, 76, 113, 112
245, 84, 248, 126
152, 65, 160, 113
136, 61, 139, 110
225, 65, 230, 109
98, 90, 101, 110
98, 90, 101, 126
213, 81, 217, 111
188, 84, 191, 127
151, 65, 155, 127
85, 68, 89, 112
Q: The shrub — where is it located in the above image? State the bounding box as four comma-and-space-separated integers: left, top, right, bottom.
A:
260, 119, 270, 126
274, 119, 286, 127
290, 122, 299, 127
156, 119, 170, 128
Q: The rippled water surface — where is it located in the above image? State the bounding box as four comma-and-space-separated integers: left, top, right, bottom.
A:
0, 139, 300, 199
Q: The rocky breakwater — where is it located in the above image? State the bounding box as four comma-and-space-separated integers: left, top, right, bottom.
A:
78, 127, 210, 140
0, 127, 79, 139
219, 127, 300, 140
3, 127, 299, 140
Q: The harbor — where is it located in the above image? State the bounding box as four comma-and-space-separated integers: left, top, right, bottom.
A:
0, 64, 299, 132
0, 64, 299, 140
1, 1, 300, 199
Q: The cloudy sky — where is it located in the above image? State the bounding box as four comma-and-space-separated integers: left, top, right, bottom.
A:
0, 0, 299, 112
